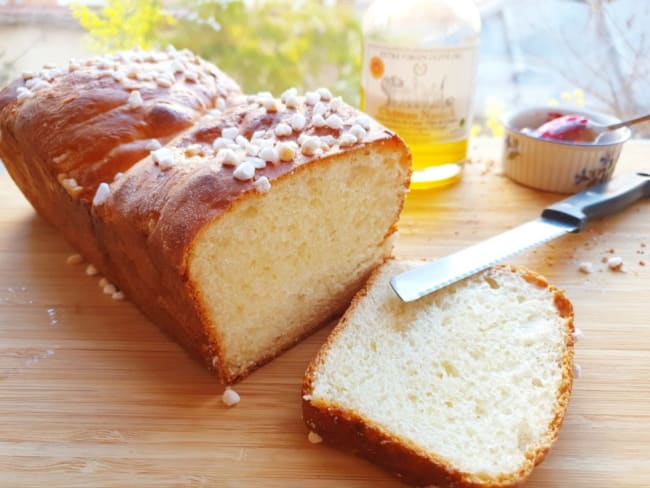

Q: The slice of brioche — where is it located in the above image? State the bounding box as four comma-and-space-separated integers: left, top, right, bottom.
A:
302, 260, 575, 487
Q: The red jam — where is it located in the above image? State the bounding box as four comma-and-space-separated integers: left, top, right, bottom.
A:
528, 114, 597, 142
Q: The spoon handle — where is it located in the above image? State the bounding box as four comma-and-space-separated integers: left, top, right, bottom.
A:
607, 113, 650, 131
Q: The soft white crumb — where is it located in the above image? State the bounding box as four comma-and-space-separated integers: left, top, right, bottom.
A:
307, 431, 323, 444
221, 387, 240, 407
111, 291, 125, 301
85, 264, 99, 276
573, 363, 582, 379
578, 262, 593, 274
607, 256, 623, 271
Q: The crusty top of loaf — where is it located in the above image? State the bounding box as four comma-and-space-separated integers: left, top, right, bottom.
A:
0, 47, 243, 201
0, 47, 405, 271
101, 89, 403, 268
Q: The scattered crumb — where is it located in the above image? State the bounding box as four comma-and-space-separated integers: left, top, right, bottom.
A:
478, 159, 495, 175
578, 262, 593, 274
573, 364, 582, 379
98, 277, 109, 288
601, 256, 608, 264
608, 248, 615, 254
573, 327, 584, 342
607, 256, 623, 271
66, 254, 83, 265
85, 264, 99, 276
222, 386, 240, 407
111, 291, 125, 301
308, 431, 323, 444
640, 261, 646, 267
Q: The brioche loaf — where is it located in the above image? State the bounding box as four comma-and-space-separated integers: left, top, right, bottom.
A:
0, 48, 412, 383
303, 260, 575, 487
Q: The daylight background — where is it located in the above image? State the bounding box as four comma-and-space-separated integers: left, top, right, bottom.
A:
1, 0, 648, 138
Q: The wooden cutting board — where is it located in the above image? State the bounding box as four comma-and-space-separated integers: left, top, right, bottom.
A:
1, 138, 649, 488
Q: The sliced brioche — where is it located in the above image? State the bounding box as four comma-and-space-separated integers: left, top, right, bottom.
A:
303, 260, 575, 487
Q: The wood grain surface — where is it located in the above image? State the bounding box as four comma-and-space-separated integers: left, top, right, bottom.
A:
1, 138, 649, 488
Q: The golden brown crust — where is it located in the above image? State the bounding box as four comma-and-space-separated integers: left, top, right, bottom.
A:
0, 49, 244, 381
302, 261, 575, 487
0, 49, 411, 384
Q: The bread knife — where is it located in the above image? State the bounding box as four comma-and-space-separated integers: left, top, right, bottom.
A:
391, 172, 650, 302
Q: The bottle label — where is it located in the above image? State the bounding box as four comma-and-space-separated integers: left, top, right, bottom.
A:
362, 41, 478, 144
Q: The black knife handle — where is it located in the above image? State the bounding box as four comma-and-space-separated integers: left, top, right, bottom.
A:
541, 172, 650, 231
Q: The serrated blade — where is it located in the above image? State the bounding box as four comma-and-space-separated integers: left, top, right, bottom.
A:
390, 217, 577, 302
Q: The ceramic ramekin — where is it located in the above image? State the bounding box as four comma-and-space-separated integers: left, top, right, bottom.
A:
501, 106, 631, 193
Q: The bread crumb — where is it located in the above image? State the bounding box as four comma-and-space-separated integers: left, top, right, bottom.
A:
572, 327, 583, 342
573, 363, 582, 379
222, 387, 241, 407
308, 431, 323, 444
85, 264, 99, 276
98, 277, 109, 288
111, 291, 125, 301
607, 256, 623, 271
66, 254, 83, 265
578, 262, 593, 274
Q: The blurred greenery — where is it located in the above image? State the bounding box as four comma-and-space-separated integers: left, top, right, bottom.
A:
72, 0, 176, 52
71, 0, 362, 105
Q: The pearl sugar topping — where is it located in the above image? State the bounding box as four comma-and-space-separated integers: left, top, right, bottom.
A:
206, 87, 368, 187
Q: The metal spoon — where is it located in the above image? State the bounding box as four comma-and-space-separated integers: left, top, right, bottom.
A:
532, 113, 650, 143
594, 113, 650, 142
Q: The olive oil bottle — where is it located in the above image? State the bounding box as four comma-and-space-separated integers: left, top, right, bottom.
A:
361, 0, 481, 190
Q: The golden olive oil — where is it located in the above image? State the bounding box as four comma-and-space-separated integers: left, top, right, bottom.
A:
360, 0, 481, 190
